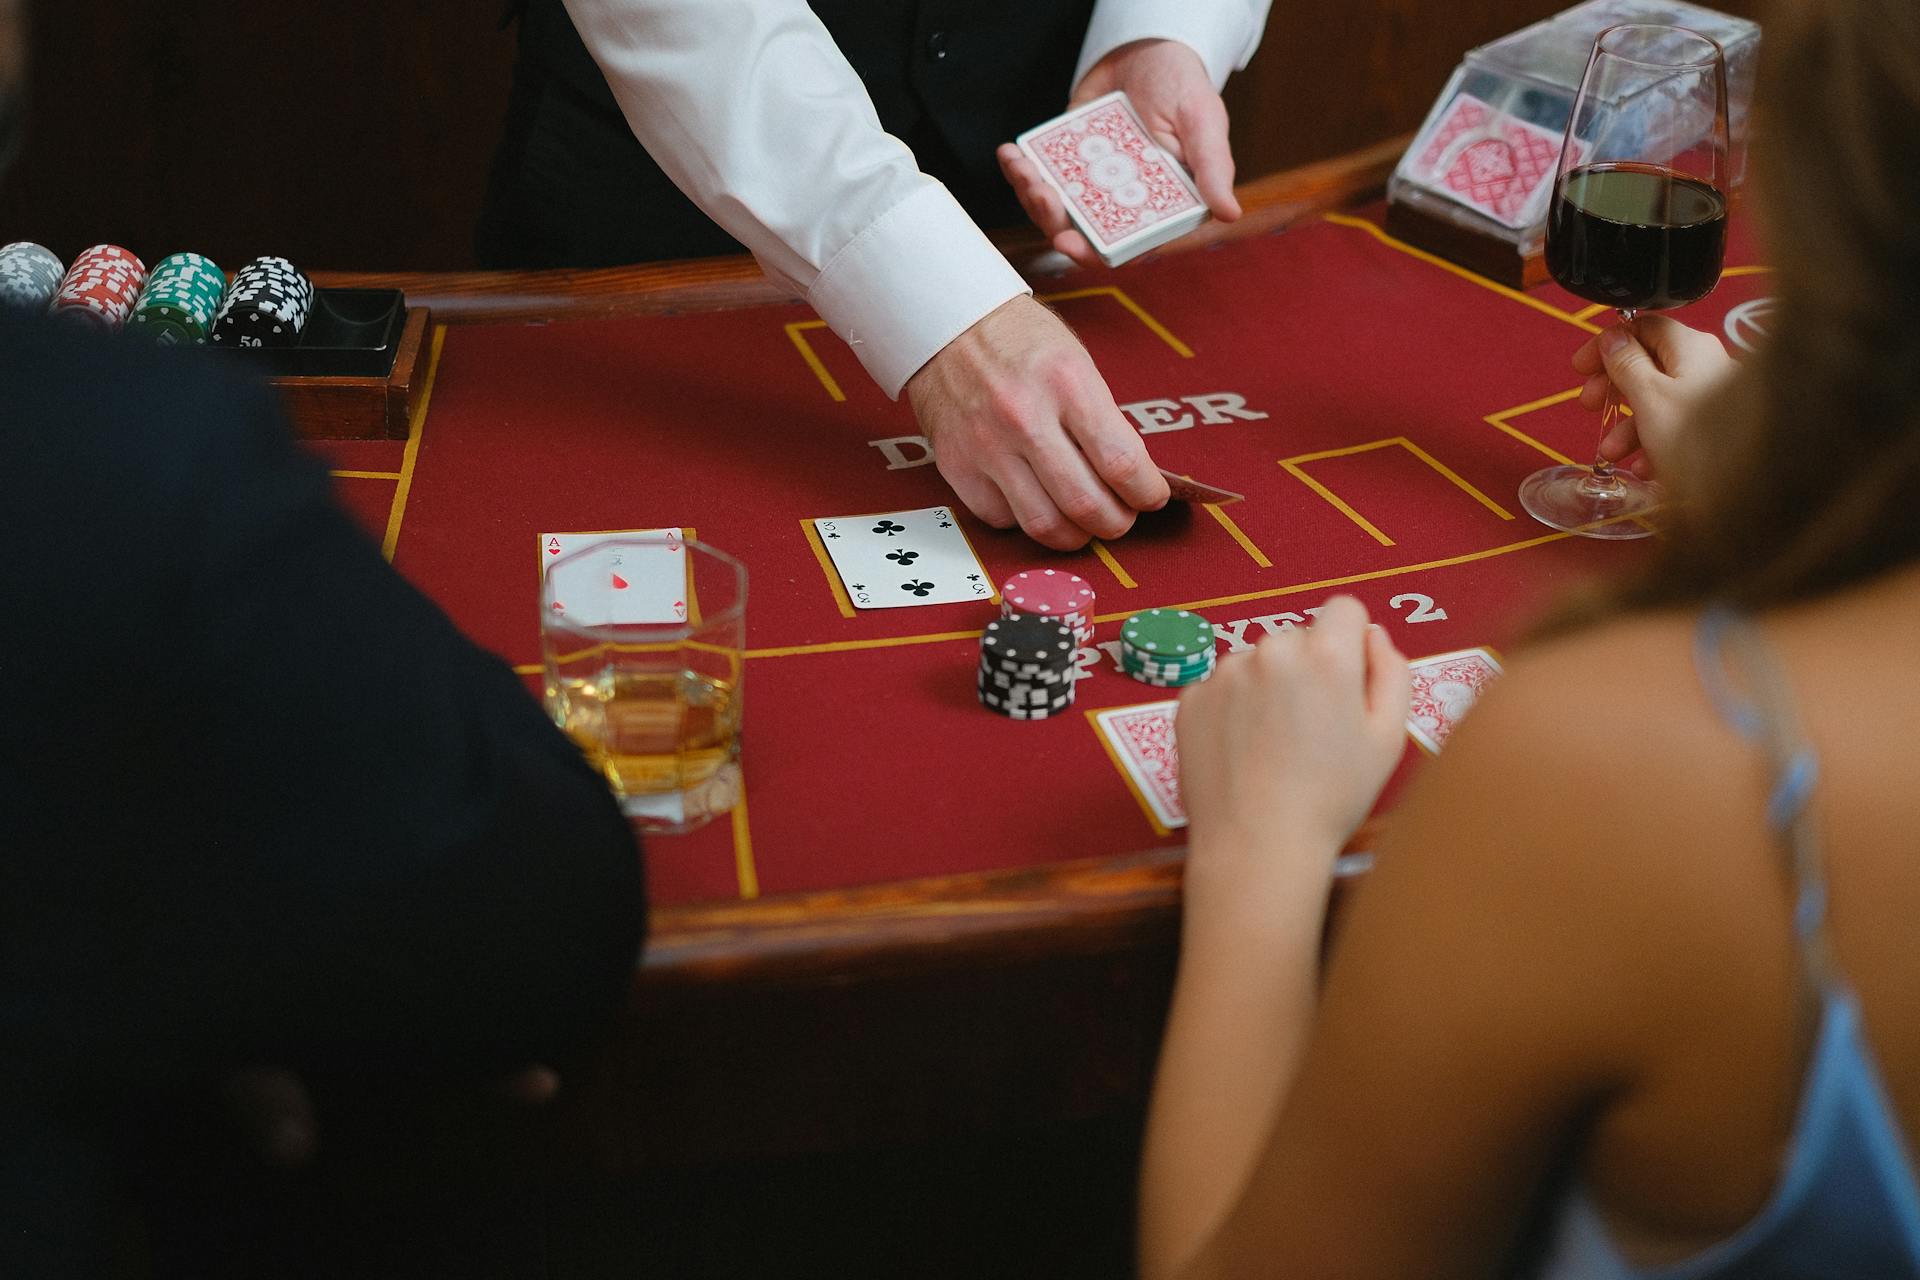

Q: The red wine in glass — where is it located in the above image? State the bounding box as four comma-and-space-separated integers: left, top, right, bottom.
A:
1548, 163, 1728, 311
1519, 24, 1731, 540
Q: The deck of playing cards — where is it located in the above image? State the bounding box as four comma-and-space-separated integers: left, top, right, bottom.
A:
1410, 93, 1582, 231
1016, 92, 1210, 268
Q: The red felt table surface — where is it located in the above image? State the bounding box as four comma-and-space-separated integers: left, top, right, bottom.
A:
307, 210, 1770, 907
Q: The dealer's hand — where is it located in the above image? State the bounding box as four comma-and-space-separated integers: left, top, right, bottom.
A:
1175, 598, 1409, 915
1574, 314, 1736, 479
995, 39, 1241, 269
906, 294, 1169, 550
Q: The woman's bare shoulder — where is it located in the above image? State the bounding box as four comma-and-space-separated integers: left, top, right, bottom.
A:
1369, 607, 1761, 954
1454, 609, 1729, 783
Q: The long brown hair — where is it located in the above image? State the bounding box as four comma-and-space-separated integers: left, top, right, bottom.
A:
1545, 0, 1920, 631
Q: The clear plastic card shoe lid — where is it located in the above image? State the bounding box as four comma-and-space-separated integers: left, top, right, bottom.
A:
1386, 0, 1759, 269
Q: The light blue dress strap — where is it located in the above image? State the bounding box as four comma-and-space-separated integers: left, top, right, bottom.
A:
1693, 606, 1834, 1002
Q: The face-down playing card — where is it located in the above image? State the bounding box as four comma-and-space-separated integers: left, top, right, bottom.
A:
1093, 700, 1186, 832
1016, 91, 1210, 265
812, 507, 994, 610
1404, 646, 1504, 754
1090, 699, 1380, 878
540, 528, 689, 626
1159, 469, 1245, 507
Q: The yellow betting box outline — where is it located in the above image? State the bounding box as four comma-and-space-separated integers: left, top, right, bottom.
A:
801, 511, 1001, 620
1278, 437, 1515, 548
1089, 540, 1138, 589
784, 285, 1193, 402
1201, 501, 1272, 569
784, 321, 846, 402
1038, 285, 1195, 358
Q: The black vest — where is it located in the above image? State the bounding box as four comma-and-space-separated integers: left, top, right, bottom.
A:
480, 0, 1093, 265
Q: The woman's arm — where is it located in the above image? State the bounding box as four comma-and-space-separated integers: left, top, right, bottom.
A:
1143, 616, 1688, 1279
1141, 597, 1407, 1277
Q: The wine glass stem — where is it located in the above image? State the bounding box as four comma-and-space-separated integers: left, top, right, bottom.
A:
1582, 309, 1637, 500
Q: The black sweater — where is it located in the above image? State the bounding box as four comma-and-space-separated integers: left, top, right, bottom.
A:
0, 311, 645, 1273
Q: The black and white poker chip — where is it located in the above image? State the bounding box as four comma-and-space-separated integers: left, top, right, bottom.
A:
209, 255, 314, 348
980, 616, 1076, 665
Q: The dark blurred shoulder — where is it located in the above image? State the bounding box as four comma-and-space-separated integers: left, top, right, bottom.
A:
0, 308, 302, 496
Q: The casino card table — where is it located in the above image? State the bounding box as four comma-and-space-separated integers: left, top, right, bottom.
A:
313, 140, 1770, 1168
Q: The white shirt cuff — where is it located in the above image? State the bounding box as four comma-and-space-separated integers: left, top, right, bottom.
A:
807, 182, 1030, 400
1075, 1, 1268, 91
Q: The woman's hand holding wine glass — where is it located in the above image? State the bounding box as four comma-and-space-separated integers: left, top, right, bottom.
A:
1569, 314, 1736, 480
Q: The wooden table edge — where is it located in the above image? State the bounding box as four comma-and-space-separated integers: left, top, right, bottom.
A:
312, 136, 1408, 321
322, 138, 1408, 988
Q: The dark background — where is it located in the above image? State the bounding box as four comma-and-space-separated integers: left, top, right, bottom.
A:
0, 0, 1756, 273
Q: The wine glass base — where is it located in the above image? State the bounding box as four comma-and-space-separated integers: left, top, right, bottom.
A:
1519, 465, 1662, 540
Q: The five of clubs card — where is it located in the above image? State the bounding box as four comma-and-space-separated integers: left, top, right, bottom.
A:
813, 507, 994, 610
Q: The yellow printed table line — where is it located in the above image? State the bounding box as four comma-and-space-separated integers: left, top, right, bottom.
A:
785, 320, 845, 403
1322, 212, 1602, 335
1278, 436, 1513, 547
380, 325, 446, 562
1203, 501, 1272, 568
731, 790, 760, 900
508, 519, 1633, 674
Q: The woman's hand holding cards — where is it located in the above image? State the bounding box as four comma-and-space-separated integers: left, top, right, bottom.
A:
1573, 315, 1736, 480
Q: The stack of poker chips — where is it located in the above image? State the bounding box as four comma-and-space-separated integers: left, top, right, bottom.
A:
999, 568, 1096, 645
1119, 608, 1218, 688
128, 252, 227, 346
978, 615, 1079, 720
209, 255, 314, 348
0, 241, 65, 312
47, 244, 147, 331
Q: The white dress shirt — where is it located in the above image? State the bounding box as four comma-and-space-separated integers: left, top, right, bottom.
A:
562, 0, 1271, 399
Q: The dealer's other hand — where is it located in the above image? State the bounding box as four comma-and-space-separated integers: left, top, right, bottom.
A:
995, 39, 1241, 269
906, 294, 1169, 550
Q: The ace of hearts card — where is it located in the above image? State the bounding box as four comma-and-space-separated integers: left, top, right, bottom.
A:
539, 528, 689, 626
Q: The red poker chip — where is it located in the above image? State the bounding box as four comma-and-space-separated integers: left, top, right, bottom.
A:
1000, 569, 1095, 619
51, 246, 148, 331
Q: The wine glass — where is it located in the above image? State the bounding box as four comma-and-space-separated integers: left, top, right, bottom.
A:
1520, 24, 1731, 539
